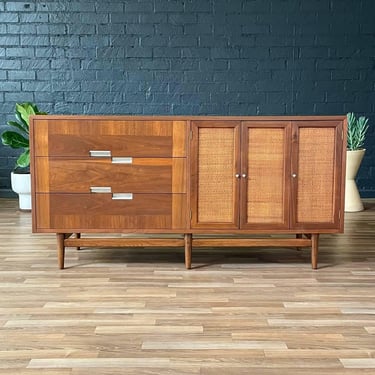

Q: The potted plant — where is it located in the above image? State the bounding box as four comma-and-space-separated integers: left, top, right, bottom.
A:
1, 102, 47, 210
345, 112, 369, 212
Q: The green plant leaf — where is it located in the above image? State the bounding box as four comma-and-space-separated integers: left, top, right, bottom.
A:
15, 111, 28, 128
6, 120, 28, 135
31, 103, 42, 113
2, 102, 48, 170
16, 102, 36, 127
16, 148, 30, 168
1, 131, 29, 149
346, 112, 369, 151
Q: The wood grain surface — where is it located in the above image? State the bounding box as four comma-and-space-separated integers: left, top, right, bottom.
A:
0, 198, 374, 374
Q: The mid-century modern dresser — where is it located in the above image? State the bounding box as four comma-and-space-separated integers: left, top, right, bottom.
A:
30, 115, 346, 269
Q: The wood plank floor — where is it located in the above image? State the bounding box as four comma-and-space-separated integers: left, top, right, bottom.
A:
0, 197, 374, 374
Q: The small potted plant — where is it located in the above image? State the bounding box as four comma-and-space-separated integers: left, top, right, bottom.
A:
345, 112, 369, 212
1, 102, 47, 210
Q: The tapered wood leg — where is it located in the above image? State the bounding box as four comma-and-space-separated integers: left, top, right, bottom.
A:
75, 233, 81, 250
311, 233, 319, 270
296, 233, 302, 251
56, 233, 65, 269
184, 234, 192, 269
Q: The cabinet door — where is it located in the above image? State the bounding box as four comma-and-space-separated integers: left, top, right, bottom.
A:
241, 122, 290, 229
190, 121, 240, 229
291, 121, 344, 230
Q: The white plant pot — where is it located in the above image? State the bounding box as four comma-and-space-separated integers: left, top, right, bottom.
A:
11, 172, 31, 211
345, 149, 365, 212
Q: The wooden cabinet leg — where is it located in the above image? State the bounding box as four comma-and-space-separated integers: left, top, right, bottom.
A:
75, 233, 81, 250
57, 233, 65, 269
184, 234, 192, 269
311, 234, 319, 270
296, 233, 302, 251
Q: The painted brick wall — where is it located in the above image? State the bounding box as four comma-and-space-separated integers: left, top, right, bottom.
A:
1, 0, 374, 196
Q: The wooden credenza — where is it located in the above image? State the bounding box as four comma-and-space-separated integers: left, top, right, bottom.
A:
30, 115, 346, 269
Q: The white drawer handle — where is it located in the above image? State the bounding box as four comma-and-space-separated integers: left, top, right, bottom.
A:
90, 186, 112, 193
89, 150, 111, 157
112, 157, 133, 164
112, 193, 133, 200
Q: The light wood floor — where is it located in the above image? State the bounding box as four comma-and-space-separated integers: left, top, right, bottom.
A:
0, 198, 374, 374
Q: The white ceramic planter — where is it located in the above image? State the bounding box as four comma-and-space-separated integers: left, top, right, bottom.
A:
345, 149, 365, 212
11, 172, 31, 211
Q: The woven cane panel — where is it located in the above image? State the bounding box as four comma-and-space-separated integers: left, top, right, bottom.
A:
247, 128, 285, 223
198, 128, 235, 223
297, 127, 335, 223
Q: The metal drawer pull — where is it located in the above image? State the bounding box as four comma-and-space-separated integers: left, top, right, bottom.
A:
112, 157, 133, 164
89, 150, 111, 157
112, 193, 133, 200
90, 186, 112, 193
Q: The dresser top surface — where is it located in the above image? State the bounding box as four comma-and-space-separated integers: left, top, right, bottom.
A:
30, 114, 347, 122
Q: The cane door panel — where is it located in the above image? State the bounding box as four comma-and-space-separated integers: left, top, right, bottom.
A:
191, 121, 240, 229
291, 121, 344, 230
241, 122, 290, 229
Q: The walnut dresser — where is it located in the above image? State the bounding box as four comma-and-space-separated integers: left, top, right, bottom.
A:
30, 115, 347, 269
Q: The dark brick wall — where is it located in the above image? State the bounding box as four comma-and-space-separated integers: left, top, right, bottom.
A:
1, 0, 374, 196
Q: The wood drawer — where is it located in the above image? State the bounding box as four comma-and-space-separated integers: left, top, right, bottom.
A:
35, 193, 187, 230
34, 158, 186, 194
32, 119, 186, 157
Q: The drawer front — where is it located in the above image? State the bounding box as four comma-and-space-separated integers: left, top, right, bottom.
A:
35, 193, 187, 230
35, 158, 186, 194
32, 119, 186, 157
